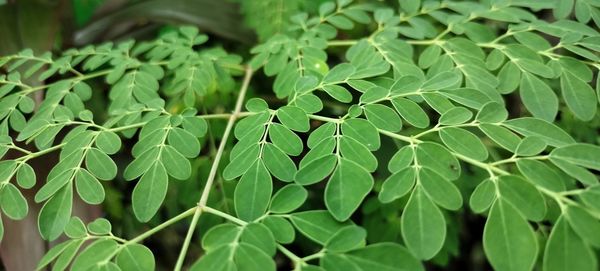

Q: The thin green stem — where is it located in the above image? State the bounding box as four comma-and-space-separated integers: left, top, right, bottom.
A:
174, 66, 253, 271
201, 206, 247, 225
127, 208, 196, 244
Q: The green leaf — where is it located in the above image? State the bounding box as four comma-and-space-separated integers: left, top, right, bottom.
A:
565, 205, 600, 247
550, 143, 600, 171
16, 163, 36, 189
479, 124, 521, 152
379, 167, 416, 203
341, 119, 380, 151
560, 71, 597, 121
87, 218, 112, 235
323, 85, 353, 103
520, 72, 558, 121
161, 145, 191, 180
132, 162, 168, 222
269, 184, 307, 214
269, 123, 303, 156
38, 185, 72, 241
168, 127, 200, 158
262, 143, 296, 182
325, 225, 366, 252
483, 199, 538, 271
202, 224, 240, 251
438, 107, 472, 125
416, 142, 460, 180
476, 102, 508, 123
235, 160, 272, 221
543, 216, 597, 271
515, 137, 546, 156
421, 71, 461, 90
85, 148, 117, 181
363, 104, 402, 132
262, 216, 295, 244
290, 210, 350, 245
277, 106, 310, 132
224, 143, 261, 180
75, 169, 105, 205
339, 136, 377, 172
246, 98, 269, 112
498, 175, 546, 221
1, 183, 28, 219
71, 239, 119, 270
325, 159, 374, 221
517, 159, 565, 192
116, 244, 155, 271
388, 146, 414, 173
64, 217, 87, 238
439, 127, 488, 161
295, 154, 337, 185
503, 118, 575, 147
401, 186, 446, 260
469, 178, 496, 213
240, 223, 277, 257
391, 98, 430, 128
320, 243, 424, 271
96, 131, 121, 155
419, 167, 462, 210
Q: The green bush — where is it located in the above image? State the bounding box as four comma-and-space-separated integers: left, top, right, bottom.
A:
1, 0, 600, 270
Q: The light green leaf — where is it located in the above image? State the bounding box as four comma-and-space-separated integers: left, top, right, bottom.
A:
550, 143, 600, 171
75, 169, 105, 205
391, 98, 430, 128
262, 216, 295, 244
476, 102, 508, 123
520, 72, 558, 121
416, 142, 460, 180
517, 159, 565, 192
543, 216, 597, 271
401, 186, 446, 260
38, 185, 72, 241
87, 218, 112, 235
64, 217, 87, 239
290, 210, 350, 245
132, 162, 168, 222
161, 145, 191, 180
270, 184, 307, 214
85, 148, 117, 181
339, 136, 377, 172
262, 143, 296, 182
364, 104, 402, 132
240, 223, 277, 256
16, 163, 36, 189
438, 107, 472, 125
269, 123, 303, 156
565, 205, 600, 247
469, 178, 496, 213
421, 71, 461, 90
379, 167, 416, 203
341, 119, 380, 151
235, 160, 272, 221
325, 159, 373, 221
439, 127, 488, 161
116, 244, 155, 271
498, 175, 546, 221
295, 154, 337, 185
503, 118, 575, 147
277, 106, 310, 132
419, 167, 462, 210
325, 225, 366, 253
96, 131, 121, 155
71, 239, 119, 270
483, 199, 538, 271
0, 183, 28, 219
560, 71, 597, 121
515, 137, 546, 156
388, 146, 414, 173
168, 127, 200, 158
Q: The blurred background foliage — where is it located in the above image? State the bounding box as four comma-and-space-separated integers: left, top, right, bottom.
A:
0, 0, 599, 270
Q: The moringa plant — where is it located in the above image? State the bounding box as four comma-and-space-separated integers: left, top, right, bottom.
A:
1, 0, 600, 270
